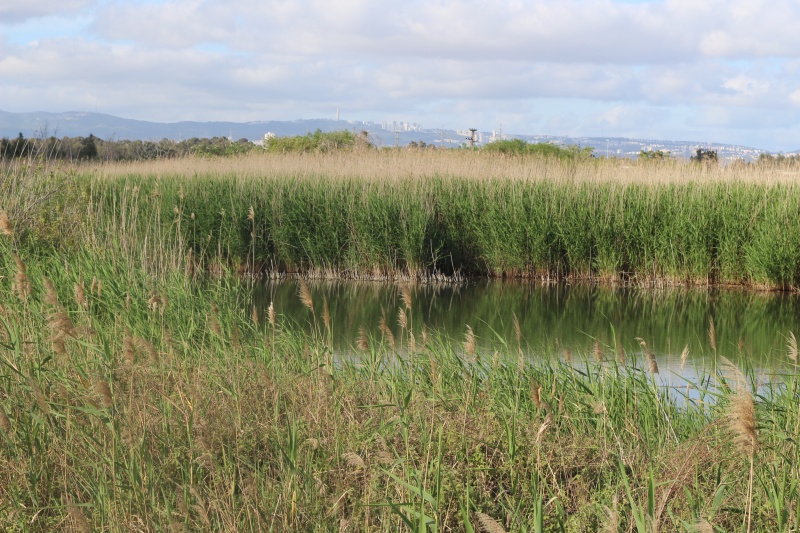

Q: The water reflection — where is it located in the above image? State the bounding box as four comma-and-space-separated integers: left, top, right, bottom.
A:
252, 280, 800, 371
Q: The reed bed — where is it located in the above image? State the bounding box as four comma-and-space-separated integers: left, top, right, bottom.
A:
2, 241, 800, 531
61, 152, 800, 288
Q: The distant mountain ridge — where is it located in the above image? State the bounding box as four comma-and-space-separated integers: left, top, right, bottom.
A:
0, 110, 775, 161
0, 110, 353, 142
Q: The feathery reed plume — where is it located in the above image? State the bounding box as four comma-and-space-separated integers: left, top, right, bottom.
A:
268, 301, 276, 327
93, 379, 113, 409
379, 308, 395, 349
322, 295, 331, 332
530, 378, 542, 409
512, 313, 522, 352
475, 512, 507, 533
356, 326, 369, 351
147, 292, 162, 314
298, 280, 314, 314
0, 407, 11, 433
400, 284, 412, 310
690, 519, 714, 533
787, 332, 798, 364
208, 311, 222, 337
12, 254, 31, 303
251, 305, 259, 326
27, 377, 50, 416
593, 338, 603, 363
563, 349, 572, 364
89, 276, 97, 296
341, 452, 365, 470
0, 209, 13, 237
616, 343, 626, 365
67, 500, 92, 533
247, 205, 255, 221
463, 325, 476, 362
43, 277, 60, 307
680, 344, 690, 371
537, 412, 554, 442
135, 336, 158, 364
600, 495, 620, 533
74, 280, 87, 310
492, 350, 500, 369
122, 329, 135, 365
637, 338, 659, 374
708, 317, 717, 354
397, 308, 407, 330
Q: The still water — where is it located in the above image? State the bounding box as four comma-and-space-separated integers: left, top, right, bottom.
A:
253, 280, 800, 372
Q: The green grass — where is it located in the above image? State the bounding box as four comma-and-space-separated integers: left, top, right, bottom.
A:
1, 242, 800, 531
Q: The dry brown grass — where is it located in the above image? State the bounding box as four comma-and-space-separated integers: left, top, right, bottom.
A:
89, 150, 800, 186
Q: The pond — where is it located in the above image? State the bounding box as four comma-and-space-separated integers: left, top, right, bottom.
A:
253, 280, 800, 375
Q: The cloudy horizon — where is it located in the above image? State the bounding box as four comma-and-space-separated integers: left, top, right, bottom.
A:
3, 0, 800, 151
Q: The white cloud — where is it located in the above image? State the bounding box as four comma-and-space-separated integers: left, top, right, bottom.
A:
4, 0, 800, 149
0, 0, 95, 24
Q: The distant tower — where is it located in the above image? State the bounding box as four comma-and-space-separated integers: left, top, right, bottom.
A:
467, 128, 477, 148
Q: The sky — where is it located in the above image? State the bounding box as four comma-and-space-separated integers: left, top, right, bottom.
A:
3, 0, 800, 151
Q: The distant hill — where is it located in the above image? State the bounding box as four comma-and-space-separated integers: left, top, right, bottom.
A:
0, 110, 358, 142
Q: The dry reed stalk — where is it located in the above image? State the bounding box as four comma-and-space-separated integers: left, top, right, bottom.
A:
0, 209, 13, 237
593, 338, 603, 363
400, 285, 412, 310
680, 344, 690, 371
356, 326, 369, 351
463, 325, 476, 362
475, 512, 507, 533
298, 281, 314, 314
247, 205, 255, 221
787, 332, 798, 363
267, 301, 276, 328
251, 305, 259, 326
709, 317, 717, 354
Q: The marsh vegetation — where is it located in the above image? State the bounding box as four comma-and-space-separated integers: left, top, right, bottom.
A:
2, 149, 800, 531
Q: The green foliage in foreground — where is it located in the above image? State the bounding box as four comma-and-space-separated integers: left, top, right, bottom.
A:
76, 173, 800, 288
1, 244, 799, 531
483, 139, 594, 159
